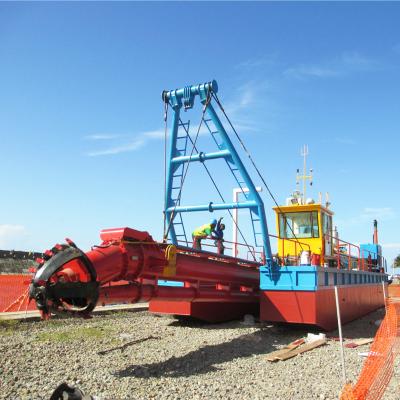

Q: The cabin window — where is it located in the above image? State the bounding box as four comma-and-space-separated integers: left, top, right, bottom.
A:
322, 213, 332, 235
279, 211, 319, 239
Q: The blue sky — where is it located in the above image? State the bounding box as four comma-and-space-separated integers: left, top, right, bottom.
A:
0, 2, 399, 270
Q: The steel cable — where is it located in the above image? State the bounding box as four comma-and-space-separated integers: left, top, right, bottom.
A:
211, 91, 304, 252
177, 118, 256, 261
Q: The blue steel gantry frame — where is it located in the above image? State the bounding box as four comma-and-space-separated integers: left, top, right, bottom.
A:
162, 80, 272, 267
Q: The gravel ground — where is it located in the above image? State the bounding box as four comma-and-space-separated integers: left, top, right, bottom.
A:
0, 307, 398, 400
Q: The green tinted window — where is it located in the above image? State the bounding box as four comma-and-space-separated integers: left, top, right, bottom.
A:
279, 211, 319, 239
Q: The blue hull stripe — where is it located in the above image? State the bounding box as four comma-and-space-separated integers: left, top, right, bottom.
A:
260, 265, 387, 292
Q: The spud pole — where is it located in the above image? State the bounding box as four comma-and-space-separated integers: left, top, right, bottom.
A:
334, 285, 347, 384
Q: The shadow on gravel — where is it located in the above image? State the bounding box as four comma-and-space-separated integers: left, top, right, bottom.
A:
114, 328, 306, 379
166, 317, 254, 330
166, 314, 323, 333
166, 315, 215, 328
114, 309, 385, 379
328, 307, 384, 339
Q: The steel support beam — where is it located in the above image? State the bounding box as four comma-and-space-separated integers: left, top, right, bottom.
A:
166, 201, 258, 213
171, 149, 231, 165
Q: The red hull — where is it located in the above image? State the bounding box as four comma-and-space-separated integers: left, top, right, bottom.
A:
149, 299, 259, 323
260, 284, 386, 331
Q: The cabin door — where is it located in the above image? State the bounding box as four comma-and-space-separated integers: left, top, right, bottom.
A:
323, 213, 333, 256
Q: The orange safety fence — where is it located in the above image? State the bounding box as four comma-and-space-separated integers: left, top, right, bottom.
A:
340, 297, 400, 400
0, 274, 137, 314
0, 274, 37, 312
388, 284, 400, 298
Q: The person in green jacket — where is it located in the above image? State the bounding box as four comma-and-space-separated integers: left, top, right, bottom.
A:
212, 217, 225, 255
192, 219, 217, 250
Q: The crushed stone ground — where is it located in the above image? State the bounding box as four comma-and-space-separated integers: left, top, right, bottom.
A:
0, 307, 398, 400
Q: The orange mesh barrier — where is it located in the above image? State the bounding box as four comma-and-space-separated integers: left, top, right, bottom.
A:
0, 275, 135, 313
388, 284, 400, 298
340, 298, 400, 400
0, 274, 36, 312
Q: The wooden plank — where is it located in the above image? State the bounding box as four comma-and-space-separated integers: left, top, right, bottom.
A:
266, 338, 305, 361
276, 338, 327, 361
345, 338, 373, 348
98, 335, 160, 355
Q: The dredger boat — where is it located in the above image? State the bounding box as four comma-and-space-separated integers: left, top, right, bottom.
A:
28, 80, 388, 330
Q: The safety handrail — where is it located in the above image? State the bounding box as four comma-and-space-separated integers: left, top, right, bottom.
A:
175, 231, 388, 272
324, 233, 387, 272
175, 238, 261, 263
359, 247, 386, 272
335, 237, 361, 271
268, 233, 312, 266
178, 233, 309, 266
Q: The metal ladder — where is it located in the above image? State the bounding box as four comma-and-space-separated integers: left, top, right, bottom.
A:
249, 210, 263, 248
170, 120, 190, 246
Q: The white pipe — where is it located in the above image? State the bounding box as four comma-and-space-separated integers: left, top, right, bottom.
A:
382, 280, 387, 303
334, 285, 347, 384
232, 186, 262, 257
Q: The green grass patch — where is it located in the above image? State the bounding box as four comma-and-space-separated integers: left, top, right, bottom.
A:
0, 319, 19, 330
0, 319, 21, 336
36, 326, 112, 342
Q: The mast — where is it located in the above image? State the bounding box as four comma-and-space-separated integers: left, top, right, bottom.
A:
296, 144, 313, 202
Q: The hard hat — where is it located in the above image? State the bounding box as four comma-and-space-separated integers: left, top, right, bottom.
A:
210, 219, 217, 225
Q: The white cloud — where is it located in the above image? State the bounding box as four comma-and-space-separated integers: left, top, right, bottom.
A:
223, 81, 269, 132
239, 88, 254, 108
0, 224, 27, 249
285, 65, 339, 78
362, 207, 395, 221
382, 243, 400, 249
86, 125, 212, 157
143, 130, 165, 139
340, 52, 376, 69
335, 137, 356, 145
86, 129, 167, 157
87, 138, 145, 156
225, 82, 256, 115
284, 51, 378, 79
236, 55, 277, 69
85, 134, 123, 140
85, 82, 263, 157
335, 207, 396, 229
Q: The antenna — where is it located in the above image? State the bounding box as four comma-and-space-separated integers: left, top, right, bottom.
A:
296, 145, 313, 202
325, 192, 330, 208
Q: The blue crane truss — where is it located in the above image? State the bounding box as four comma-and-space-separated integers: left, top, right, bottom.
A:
162, 80, 272, 267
